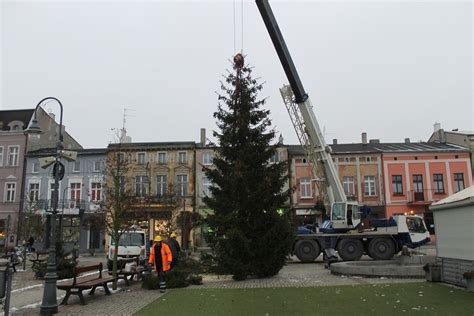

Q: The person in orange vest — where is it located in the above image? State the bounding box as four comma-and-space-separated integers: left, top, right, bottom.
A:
148, 235, 173, 293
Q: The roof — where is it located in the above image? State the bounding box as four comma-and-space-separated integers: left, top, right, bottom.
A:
430, 185, 474, 210
108, 141, 195, 150
26, 148, 107, 157
0, 109, 34, 131
287, 142, 468, 156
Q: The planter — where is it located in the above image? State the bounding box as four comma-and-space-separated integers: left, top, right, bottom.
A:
464, 271, 474, 292
467, 278, 474, 292
424, 263, 441, 282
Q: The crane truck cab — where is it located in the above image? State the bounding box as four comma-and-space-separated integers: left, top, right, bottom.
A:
330, 201, 361, 231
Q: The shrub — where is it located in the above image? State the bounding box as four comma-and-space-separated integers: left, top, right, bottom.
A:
142, 255, 203, 289
33, 241, 77, 279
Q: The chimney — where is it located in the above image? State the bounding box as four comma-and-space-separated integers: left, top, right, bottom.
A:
369, 139, 380, 144
120, 128, 132, 143
278, 134, 284, 145
404, 138, 410, 144
438, 128, 446, 143
332, 139, 338, 145
433, 122, 441, 132
361, 132, 367, 144
200, 128, 206, 145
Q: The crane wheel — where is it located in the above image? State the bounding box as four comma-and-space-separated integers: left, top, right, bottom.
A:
337, 239, 363, 261
294, 240, 320, 263
368, 238, 396, 260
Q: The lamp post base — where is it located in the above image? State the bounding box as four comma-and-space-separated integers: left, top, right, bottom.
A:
40, 268, 59, 315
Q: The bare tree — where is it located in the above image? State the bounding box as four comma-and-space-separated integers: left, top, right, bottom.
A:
103, 146, 136, 290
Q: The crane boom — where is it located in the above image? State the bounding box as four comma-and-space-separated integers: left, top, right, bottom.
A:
256, 0, 359, 229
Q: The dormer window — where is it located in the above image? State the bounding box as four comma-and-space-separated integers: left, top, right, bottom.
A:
8, 120, 24, 131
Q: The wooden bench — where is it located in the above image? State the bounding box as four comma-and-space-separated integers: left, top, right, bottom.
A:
57, 263, 115, 305
28, 250, 49, 270
109, 258, 144, 286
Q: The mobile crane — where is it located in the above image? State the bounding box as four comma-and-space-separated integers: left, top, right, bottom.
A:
256, 0, 431, 262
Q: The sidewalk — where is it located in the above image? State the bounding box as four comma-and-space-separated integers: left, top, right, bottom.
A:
5, 253, 430, 315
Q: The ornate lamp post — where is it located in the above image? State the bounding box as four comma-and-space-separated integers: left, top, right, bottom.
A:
25, 97, 66, 315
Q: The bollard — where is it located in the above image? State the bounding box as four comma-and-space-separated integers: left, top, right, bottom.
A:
0, 258, 12, 316
0, 259, 8, 299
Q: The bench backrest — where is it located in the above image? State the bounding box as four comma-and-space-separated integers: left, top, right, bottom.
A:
73, 263, 103, 285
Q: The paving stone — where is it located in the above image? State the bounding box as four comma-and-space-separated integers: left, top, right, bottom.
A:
5, 248, 435, 315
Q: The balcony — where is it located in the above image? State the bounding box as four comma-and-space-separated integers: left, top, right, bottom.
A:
407, 190, 444, 204
31, 199, 101, 214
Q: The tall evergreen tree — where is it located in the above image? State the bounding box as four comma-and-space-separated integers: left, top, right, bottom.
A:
204, 54, 293, 280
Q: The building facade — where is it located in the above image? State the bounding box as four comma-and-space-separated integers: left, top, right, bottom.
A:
0, 108, 81, 248
24, 148, 107, 253
429, 125, 474, 177
287, 137, 472, 229
107, 141, 196, 249
382, 143, 472, 225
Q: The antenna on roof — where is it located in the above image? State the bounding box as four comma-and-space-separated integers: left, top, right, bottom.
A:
119, 107, 135, 143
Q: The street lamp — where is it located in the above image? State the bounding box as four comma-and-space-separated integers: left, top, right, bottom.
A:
25, 97, 65, 315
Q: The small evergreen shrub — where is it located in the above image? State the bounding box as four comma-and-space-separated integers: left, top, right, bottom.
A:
33, 241, 77, 279
142, 256, 203, 289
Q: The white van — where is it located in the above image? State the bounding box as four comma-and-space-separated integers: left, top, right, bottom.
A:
107, 230, 147, 271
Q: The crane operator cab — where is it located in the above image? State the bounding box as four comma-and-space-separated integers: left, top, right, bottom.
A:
330, 201, 361, 231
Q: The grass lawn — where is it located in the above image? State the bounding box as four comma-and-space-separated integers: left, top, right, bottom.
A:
135, 283, 474, 316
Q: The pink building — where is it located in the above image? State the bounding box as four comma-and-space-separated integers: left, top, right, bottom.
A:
0, 108, 81, 248
382, 143, 472, 221
288, 140, 472, 231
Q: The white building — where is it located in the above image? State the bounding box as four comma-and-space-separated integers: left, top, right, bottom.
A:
430, 185, 474, 287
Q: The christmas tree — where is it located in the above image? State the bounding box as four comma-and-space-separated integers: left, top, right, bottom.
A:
204, 54, 293, 280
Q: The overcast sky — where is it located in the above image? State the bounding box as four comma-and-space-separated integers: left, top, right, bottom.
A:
1, 0, 472, 148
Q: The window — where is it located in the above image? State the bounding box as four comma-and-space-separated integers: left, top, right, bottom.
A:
32, 162, 40, 173
70, 182, 81, 208
93, 161, 101, 172
269, 151, 279, 163
29, 183, 40, 202
342, 176, 355, 196
454, 173, 465, 193
135, 176, 149, 197
0, 146, 3, 166
137, 152, 146, 165
413, 175, 423, 192
156, 175, 167, 197
203, 177, 212, 197
116, 153, 125, 163
433, 174, 444, 194
7, 146, 19, 166
90, 182, 102, 202
119, 176, 126, 194
157, 152, 167, 164
413, 174, 424, 201
392, 175, 403, 195
61, 217, 81, 242
49, 182, 56, 207
178, 152, 187, 164
73, 161, 80, 172
364, 176, 376, 196
176, 174, 188, 197
203, 152, 213, 165
300, 178, 312, 198
406, 217, 427, 234
4, 182, 16, 202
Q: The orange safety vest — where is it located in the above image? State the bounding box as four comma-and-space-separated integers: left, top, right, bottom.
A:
148, 242, 172, 272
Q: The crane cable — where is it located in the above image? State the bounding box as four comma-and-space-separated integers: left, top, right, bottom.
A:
233, 0, 244, 54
